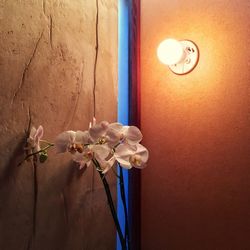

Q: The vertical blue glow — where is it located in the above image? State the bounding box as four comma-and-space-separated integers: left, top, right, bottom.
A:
117, 0, 129, 249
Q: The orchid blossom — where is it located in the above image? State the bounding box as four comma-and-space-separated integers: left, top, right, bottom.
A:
55, 130, 90, 154
23, 125, 54, 164
114, 143, 148, 169
106, 123, 142, 147
54, 120, 148, 173
89, 120, 109, 143
72, 144, 111, 169
27, 125, 44, 152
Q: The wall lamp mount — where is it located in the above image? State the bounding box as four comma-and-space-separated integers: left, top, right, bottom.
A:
157, 38, 199, 75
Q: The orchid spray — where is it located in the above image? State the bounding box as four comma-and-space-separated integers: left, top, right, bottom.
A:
23, 118, 149, 250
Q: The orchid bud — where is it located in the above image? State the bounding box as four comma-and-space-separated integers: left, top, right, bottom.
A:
39, 151, 48, 163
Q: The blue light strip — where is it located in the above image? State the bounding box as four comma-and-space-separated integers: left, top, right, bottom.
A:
117, 0, 129, 249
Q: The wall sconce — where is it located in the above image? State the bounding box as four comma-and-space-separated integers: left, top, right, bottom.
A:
157, 38, 199, 75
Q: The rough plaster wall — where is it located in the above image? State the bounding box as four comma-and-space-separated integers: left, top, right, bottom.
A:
0, 1, 117, 250
141, 0, 250, 249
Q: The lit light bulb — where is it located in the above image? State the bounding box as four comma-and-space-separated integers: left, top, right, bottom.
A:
157, 39, 186, 66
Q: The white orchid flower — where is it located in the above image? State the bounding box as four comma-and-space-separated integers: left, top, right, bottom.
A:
114, 143, 149, 169
72, 144, 111, 169
27, 125, 44, 152
55, 130, 75, 153
106, 123, 143, 147
55, 130, 90, 154
54, 120, 148, 172
89, 120, 109, 143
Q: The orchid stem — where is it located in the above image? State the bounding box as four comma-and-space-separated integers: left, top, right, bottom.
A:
27, 155, 38, 250
31, 155, 38, 243
111, 166, 120, 178
19, 144, 54, 166
119, 165, 130, 250
40, 140, 54, 146
92, 159, 126, 250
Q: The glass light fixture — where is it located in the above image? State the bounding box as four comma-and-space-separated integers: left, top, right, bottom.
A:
157, 38, 199, 75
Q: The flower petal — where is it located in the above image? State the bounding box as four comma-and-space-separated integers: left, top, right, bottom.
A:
89, 121, 109, 141
75, 130, 90, 144
27, 126, 43, 151
106, 123, 123, 145
27, 127, 36, 148
101, 157, 116, 174
72, 147, 93, 167
114, 144, 135, 169
93, 144, 111, 161
55, 130, 76, 153
130, 144, 149, 169
29, 127, 37, 140
125, 126, 142, 145
136, 144, 149, 161
72, 151, 85, 162
116, 158, 132, 169
34, 125, 44, 141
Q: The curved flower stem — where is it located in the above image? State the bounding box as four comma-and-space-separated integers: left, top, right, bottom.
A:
32, 157, 38, 237
39, 139, 54, 145
111, 166, 120, 178
27, 156, 38, 250
92, 159, 126, 250
119, 165, 130, 250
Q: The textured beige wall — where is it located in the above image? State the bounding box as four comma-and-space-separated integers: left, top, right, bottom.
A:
141, 0, 250, 249
0, 1, 117, 250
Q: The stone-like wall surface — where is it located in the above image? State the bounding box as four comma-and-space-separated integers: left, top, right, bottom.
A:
0, 1, 117, 249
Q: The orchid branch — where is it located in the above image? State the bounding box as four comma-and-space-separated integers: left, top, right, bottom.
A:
19, 144, 54, 166
39, 139, 54, 145
111, 166, 120, 179
32, 156, 38, 236
92, 159, 126, 250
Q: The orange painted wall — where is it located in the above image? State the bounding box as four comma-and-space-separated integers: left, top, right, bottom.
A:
140, 0, 250, 249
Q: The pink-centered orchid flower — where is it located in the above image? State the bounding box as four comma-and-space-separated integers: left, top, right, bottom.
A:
72, 144, 111, 169
27, 125, 44, 152
89, 120, 109, 143
106, 123, 142, 147
54, 120, 149, 172
55, 130, 90, 153
114, 143, 149, 169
